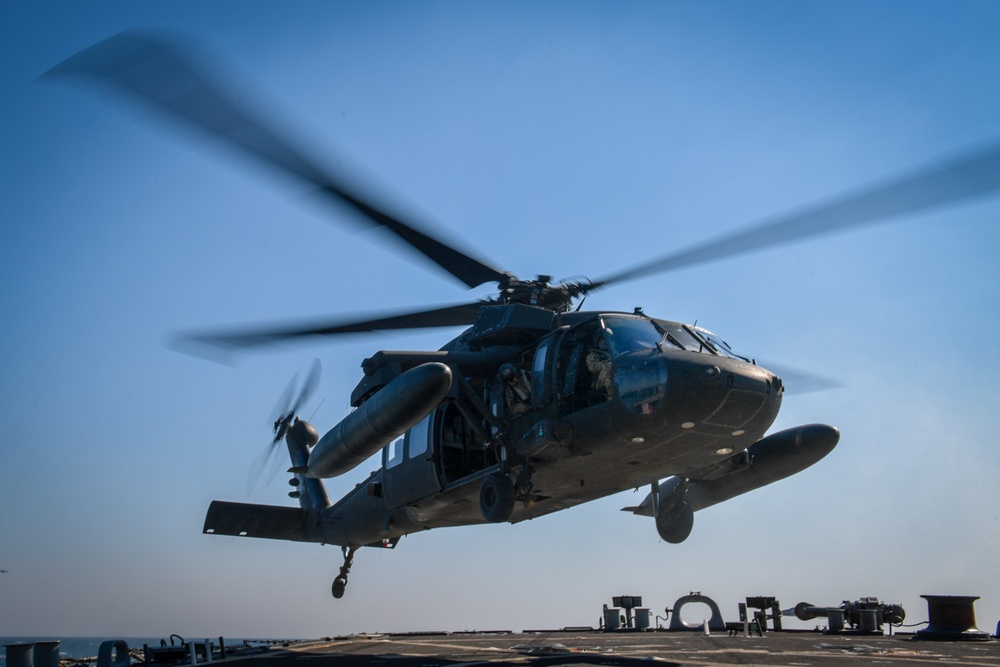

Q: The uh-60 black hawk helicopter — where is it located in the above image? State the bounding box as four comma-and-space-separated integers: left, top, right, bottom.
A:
49, 32, 1000, 599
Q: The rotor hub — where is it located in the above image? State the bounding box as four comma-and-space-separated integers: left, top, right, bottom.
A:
498, 275, 594, 312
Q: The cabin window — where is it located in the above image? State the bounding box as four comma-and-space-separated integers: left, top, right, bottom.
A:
407, 415, 431, 458
386, 438, 404, 469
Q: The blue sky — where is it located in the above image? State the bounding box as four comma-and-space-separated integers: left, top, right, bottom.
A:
2, 1, 1000, 637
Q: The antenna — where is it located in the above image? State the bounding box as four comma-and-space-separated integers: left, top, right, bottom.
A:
309, 397, 326, 422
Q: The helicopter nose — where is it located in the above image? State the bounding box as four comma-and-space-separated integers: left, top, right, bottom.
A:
661, 356, 782, 433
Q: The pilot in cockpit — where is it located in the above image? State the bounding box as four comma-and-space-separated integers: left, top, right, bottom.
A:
585, 330, 613, 398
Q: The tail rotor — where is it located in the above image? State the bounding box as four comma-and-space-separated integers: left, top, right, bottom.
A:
248, 359, 321, 495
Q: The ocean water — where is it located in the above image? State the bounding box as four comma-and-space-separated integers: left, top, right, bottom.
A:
0, 637, 263, 667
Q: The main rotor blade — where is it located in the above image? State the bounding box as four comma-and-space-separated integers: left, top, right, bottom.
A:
176, 301, 487, 352
758, 360, 842, 395
596, 142, 1000, 288
44, 31, 508, 289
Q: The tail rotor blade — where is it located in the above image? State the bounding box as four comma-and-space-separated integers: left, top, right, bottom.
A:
247, 441, 278, 496
290, 358, 321, 415
269, 370, 299, 424
251, 359, 321, 495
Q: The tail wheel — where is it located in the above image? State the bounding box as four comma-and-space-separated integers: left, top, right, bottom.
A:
332, 576, 347, 599
479, 474, 515, 523
331, 546, 355, 599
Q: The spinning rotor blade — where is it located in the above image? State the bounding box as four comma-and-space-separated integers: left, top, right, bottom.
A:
271, 357, 322, 427
246, 442, 279, 497
758, 361, 842, 395
594, 142, 1000, 289
45, 31, 508, 289
249, 358, 321, 495
179, 301, 487, 352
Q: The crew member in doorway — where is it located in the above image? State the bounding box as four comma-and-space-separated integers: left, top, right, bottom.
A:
499, 362, 531, 415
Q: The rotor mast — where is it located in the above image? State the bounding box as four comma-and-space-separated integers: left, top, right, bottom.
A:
497, 274, 598, 313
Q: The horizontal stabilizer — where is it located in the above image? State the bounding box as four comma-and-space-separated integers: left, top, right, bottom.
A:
203, 500, 309, 542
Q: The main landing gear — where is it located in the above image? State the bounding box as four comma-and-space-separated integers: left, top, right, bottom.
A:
332, 546, 356, 599
479, 473, 515, 522
479, 461, 536, 523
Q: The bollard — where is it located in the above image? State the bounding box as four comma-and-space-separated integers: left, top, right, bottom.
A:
858, 609, 878, 633
188, 642, 197, 665
33, 642, 60, 667
702, 619, 710, 636
218, 637, 226, 660
603, 606, 621, 631
915, 595, 990, 641
6, 644, 34, 667
204, 640, 212, 664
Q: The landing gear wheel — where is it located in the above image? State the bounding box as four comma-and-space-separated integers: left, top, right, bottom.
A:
331, 546, 356, 599
480, 473, 515, 523
655, 499, 694, 544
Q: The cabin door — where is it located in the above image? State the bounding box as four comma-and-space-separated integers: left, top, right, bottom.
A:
382, 415, 442, 510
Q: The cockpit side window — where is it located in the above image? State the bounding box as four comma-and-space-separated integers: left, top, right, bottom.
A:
554, 320, 612, 409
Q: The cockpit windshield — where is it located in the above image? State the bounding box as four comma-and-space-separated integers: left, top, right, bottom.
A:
602, 317, 666, 356
656, 322, 705, 353
601, 316, 745, 360
690, 326, 746, 361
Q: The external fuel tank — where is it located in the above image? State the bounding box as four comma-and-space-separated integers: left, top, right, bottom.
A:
305, 362, 453, 478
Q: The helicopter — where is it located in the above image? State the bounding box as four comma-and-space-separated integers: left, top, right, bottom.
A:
47, 32, 1000, 599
